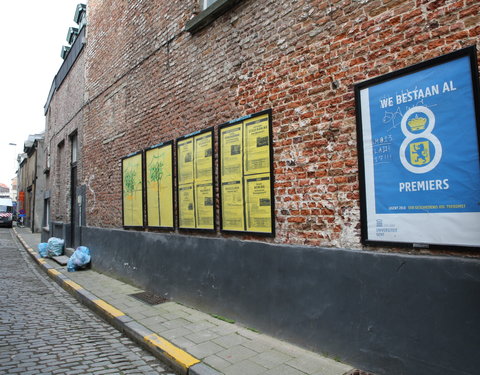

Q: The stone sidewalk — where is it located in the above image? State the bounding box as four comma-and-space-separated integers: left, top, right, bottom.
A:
14, 227, 355, 375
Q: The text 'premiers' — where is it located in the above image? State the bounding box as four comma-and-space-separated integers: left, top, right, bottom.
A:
399, 179, 449, 192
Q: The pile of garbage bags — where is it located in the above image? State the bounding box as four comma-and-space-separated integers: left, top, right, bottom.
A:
37, 242, 48, 258
37, 238, 91, 272
67, 246, 91, 272
48, 237, 64, 257
37, 237, 64, 258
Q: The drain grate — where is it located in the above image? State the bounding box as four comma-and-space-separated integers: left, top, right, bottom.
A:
130, 291, 168, 305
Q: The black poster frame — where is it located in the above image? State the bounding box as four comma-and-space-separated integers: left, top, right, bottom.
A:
121, 150, 145, 229
144, 140, 175, 230
175, 127, 216, 232
354, 46, 480, 250
218, 108, 275, 237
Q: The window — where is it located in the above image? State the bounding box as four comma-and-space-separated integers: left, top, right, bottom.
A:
186, 0, 241, 33
0, 205, 12, 213
71, 133, 78, 164
44, 199, 50, 229
44, 146, 51, 174
201, 0, 218, 10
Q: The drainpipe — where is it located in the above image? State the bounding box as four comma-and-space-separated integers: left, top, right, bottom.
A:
32, 147, 38, 232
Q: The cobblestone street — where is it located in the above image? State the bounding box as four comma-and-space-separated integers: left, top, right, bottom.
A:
0, 228, 177, 375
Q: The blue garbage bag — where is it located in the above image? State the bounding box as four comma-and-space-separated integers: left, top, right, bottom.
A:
67, 246, 91, 272
38, 243, 48, 258
47, 237, 64, 257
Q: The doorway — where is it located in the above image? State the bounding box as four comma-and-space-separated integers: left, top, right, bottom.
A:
70, 133, 79, 248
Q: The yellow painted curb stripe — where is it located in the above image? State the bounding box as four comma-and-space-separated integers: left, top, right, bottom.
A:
38, 259, 46, 264
48, 269, 61, 277
93, 299, 125, 318
144, 333, 200, 369
64, 280, 83, 290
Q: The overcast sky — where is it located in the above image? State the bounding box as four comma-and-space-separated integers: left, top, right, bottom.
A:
0, 0, 82, 187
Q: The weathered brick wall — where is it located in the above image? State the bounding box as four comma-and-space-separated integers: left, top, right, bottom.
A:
83, 0, 480, 249
45, 49, 86, 222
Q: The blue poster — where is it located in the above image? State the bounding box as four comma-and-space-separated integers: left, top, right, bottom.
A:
367, 56, 480, 215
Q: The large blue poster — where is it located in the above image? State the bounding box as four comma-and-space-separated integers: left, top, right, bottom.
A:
358, 48, 480, 247
369, 56, 480, 214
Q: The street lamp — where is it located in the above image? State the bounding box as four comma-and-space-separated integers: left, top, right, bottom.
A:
8, 143, 18, 171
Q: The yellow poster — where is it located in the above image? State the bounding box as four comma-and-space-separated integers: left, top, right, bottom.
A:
220, 124, 243, 182
146, 144, 173, 228
245, 173, 272, 233
177, 139, 194, 185
195, 183, 214, 229
178, 184, 195, 228
194, 132, 213, 182
244, 114, 270, 176
221, 180, 244, 231
122, 153, 143, 227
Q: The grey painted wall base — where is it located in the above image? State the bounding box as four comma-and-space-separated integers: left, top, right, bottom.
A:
81, 226, 480, 375
41, 227, 50, 243
50, 221, 71, 247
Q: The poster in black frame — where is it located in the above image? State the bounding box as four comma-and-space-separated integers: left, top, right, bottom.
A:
144, 141, 175, 230
355, 46, 480, 249
121, 150, 145, 229
218, 109, 275, 237
175, 127, 216, 231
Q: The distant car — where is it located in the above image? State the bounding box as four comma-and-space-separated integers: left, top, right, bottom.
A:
0, 197, 13, 228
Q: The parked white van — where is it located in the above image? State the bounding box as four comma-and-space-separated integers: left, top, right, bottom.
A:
0, 197, 13, 228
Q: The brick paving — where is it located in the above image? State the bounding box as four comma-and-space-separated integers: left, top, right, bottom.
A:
0, 228, 177, 375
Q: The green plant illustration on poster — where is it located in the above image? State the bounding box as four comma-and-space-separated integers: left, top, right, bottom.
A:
146, 143, 173, 228
148, 156, 164, 225
124, 168, 137, 223
122, 152, 143, 227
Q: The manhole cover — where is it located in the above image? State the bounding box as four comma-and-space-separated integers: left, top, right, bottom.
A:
130, 291, 168, 305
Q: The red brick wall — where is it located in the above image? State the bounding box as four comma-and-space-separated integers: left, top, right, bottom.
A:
83, 0, 480, 249
45, 50, 86, 222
